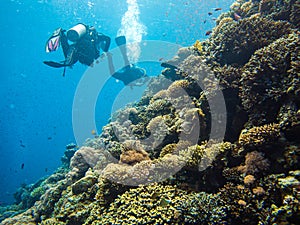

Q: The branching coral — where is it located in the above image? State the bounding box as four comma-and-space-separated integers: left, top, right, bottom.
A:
238, 123, 281, 149
219, 182, 273, 224
179, 142, 232, 171
205, 14, 293, 65
94, 184, 227, 225
239, 32, 300, 125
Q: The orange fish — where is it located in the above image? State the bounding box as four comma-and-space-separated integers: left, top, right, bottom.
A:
91, 129, 97, 135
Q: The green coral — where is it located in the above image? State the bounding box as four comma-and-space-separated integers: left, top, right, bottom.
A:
30, 186, 45, 199
240, 32, 300, 125
180, 142, 232, 171
204, 14, 293, 65
93, 183, 227, 225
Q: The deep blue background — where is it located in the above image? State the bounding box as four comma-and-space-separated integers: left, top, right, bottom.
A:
0, 0, 232, 204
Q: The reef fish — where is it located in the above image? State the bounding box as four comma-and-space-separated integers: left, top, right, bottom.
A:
205, 30, 212, 36
234, 12, 241, 21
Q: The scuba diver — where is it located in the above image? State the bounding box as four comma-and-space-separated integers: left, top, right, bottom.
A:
107, 36, 149, 88
44, 23, 111, 76
44, 24, 148, 87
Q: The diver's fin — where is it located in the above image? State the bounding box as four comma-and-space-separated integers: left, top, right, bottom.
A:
45, 28, 63, 53
161, 62, 178, 70
115, 36, 126, 46
115, 36, 130, 66
43, 61, 66, 68
46, 35, 60, 52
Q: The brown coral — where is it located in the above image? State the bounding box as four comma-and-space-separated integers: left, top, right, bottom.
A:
238, 123, 281, 149
259, 0, 276, 14
238, 151, 270, 175
244, 174, 256, 185
120, 149, 150, 165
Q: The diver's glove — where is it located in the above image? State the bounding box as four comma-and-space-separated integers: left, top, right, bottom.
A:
52, 28, 64, 37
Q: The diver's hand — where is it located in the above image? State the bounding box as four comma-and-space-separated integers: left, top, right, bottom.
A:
100, 52, 112, 60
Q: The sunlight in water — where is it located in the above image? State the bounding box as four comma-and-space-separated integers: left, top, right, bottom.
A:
117, 0, 147, 63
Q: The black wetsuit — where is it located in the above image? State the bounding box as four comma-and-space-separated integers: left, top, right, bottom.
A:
61, 26, 111, 67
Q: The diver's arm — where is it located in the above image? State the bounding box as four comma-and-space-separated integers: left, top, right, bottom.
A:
60, 30, 69, 58
98, 34, 111, 52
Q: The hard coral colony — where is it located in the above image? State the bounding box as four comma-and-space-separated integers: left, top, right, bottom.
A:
1, 0, 300, 224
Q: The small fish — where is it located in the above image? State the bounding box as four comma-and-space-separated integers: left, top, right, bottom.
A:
208, 12, 213, 16
45, 168, 48, 172
234, 12, 241, 21
160, 197, 171, 207
20, 144, 26, 148
159, 57, 164, 62
21, 163, 24, 169
47, 137, 52, 140
203, 19, 207, 24
205, 30, 212, 36
91, 129, 97, 135
214, 8, 222, 11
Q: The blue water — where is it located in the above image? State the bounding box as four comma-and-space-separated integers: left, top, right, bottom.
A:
0, 0, 233, 205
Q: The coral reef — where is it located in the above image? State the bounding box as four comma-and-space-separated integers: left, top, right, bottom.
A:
94, 184, 228, 225
203, 14, 293, 66
239, 32, 300, 126
1, 0, 299, 224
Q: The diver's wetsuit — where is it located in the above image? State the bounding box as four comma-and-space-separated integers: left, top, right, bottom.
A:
111, 65, 147, 86
60, 25, 111, 67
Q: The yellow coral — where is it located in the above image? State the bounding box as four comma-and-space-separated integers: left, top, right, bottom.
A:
193, 40, 203, 53
180, 142, 232, 171
167, 80, 190, 93
241, 1, 254, 14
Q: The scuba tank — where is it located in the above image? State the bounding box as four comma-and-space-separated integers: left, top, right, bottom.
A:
66, 23, 87, 42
